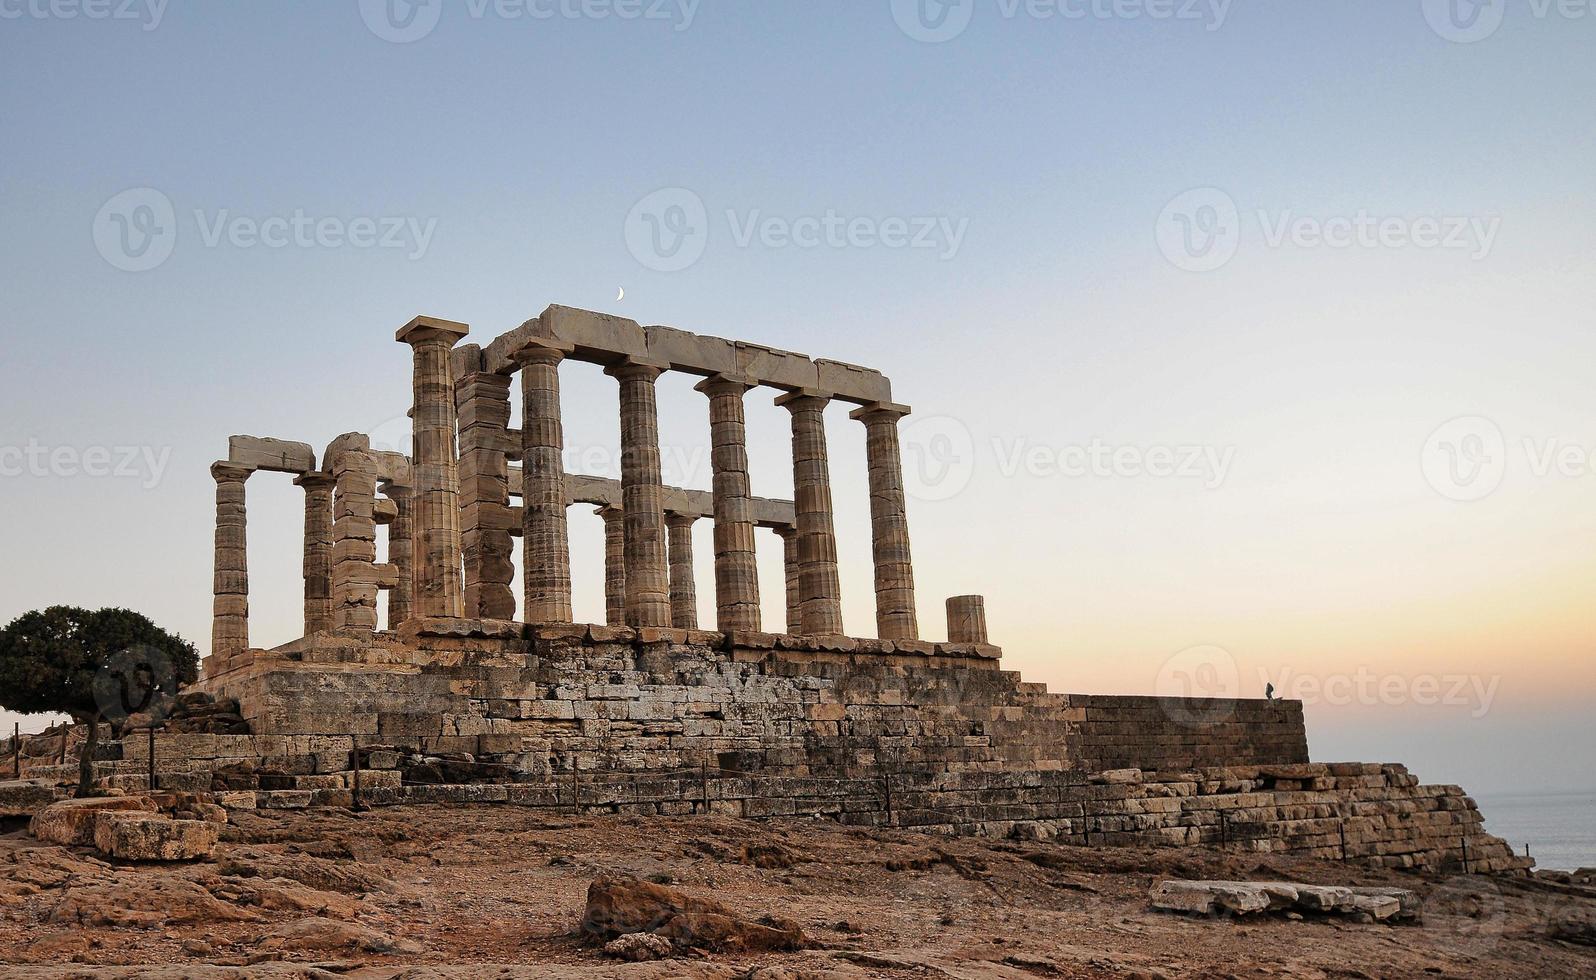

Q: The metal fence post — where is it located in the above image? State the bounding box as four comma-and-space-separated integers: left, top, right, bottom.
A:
58, 725, 67, 764
351, 734, 364, 812
148, 727, 157, 791
11, 723, 18, 779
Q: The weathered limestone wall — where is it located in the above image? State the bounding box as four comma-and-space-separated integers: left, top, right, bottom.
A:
199, 625, 1307, 778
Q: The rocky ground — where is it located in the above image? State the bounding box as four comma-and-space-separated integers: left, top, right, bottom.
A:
0, 804, 1591, 979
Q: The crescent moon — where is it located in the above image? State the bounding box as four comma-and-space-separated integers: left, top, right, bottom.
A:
616, 286, 625, 302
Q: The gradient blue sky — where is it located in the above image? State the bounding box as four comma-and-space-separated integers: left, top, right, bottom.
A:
1, 2, 1593, 799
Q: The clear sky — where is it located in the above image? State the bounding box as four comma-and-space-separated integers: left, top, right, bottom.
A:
1, 1, 1592, 796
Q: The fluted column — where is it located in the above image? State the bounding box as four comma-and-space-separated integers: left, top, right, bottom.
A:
665, 512, 699, 630
457, 371, 515, 620
597, 505, 626, 626
294, 471, 336, 635
211, 463, 252, 660
516, 344, 573, 623
775, 390, 844, 635
397, 316, 469, 619
694, 375, 760, 631
849, 402, 919, 640
776, 525, 801, 635
607, 360, 671, 627
383, 482, 414, 627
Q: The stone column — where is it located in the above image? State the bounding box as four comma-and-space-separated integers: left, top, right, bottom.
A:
597, 505, 626, 626
457, 371, 516, 620
947, 595, 988, 644
694, 375, 760, 631
383, 482, 414, 627
775, 525, 801, 635
397, 316, 468, 620
849, 402, 919, 640
210, 463, 252, 659
775, 391, 844, 635
293, 471, 337, 635
607, 360, 671, 627
665, 512, 699, 630
331, 450, 380, 632
516, 344, 573, 623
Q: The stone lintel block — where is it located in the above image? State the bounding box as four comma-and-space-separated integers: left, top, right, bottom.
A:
450, 342, 485, 380
528, 623, 589, 642
31, 796, 160, 846
538, 304, 645, 364
397, 314, 469, 345
636, 627, 689, 646
816, 359, 892, 406
734, 342, 818, 391
322, 431, 371, 466
373, 452, 412, 487
228, 435, 316, 474
644, 323, 736, 376
725, 630, 779, 650
893, 639, 937, 657
685, 629, 728, 648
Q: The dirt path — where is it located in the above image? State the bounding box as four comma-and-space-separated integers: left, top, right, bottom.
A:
1, 804, 1590, 978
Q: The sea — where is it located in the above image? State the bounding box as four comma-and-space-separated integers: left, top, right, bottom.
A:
1476, 790, 1596, 872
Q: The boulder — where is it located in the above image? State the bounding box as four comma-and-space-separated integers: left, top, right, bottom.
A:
581, 877, 807, 953
30, 796, 158, 846
92, 815, 219, 861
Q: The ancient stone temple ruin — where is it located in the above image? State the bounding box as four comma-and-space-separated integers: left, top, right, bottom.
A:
160, 305, 1528, 872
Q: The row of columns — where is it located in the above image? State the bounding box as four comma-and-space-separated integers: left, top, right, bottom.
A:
490, 343, 918, 639
594, 507, 806, 634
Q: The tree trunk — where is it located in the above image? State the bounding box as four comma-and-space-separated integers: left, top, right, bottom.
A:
75, 714, 100, 798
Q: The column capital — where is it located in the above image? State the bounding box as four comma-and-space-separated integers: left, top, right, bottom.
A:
694, 373, 758, 395
211, 462, 254, 483
396, 315, 469, 347
595, 504, 623, 519
664, 510, 698, 530
773, 387, 834, 411
293, 471, 337, 490
848, 401, 912, 423
604, 357, 669, 383
773, 524, 797, 540
510, 340, 570, 367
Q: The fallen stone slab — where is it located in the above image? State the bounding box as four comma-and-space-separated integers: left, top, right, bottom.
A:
30, 796, 158, 846
0, 779, 59, 817
1150, 880, 1417, 922
92, 814, 219, 861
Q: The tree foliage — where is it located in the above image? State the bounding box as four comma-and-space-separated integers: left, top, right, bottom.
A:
0, 606, 198, 724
